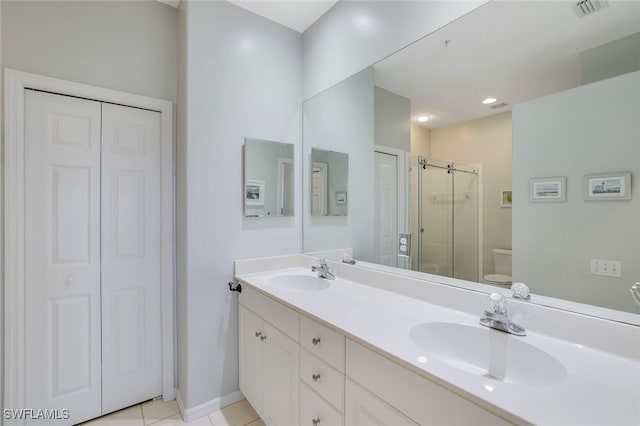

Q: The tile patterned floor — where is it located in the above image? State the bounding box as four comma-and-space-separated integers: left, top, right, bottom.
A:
80, 398, 264, 426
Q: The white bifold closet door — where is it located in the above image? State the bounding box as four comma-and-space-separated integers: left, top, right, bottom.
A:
100, 103, 162, 414
24, 90, 162, 425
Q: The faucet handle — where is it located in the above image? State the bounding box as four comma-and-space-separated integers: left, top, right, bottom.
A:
317, 257, 328, 267
511, 282, 531, 300
488, 292, 506, 315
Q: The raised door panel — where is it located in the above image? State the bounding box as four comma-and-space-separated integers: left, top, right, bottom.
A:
100, 103, 163, 414
239, 305, 265, 417
24, 90, 102, 425
263, 323, 299, 426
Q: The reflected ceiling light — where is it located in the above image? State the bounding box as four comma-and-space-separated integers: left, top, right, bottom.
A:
417, 356, 429, 364
482, 98, 497, 105
483, 383, 495, 392
416, 115, 430, 123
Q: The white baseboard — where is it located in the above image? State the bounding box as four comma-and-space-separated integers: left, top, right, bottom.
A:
176, 389, 245, 423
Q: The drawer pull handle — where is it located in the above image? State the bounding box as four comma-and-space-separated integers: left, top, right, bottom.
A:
260, 335, 267, 342
312, 373, 321, 382
312, 337, 321, 346
255, 331, 262, 338
312, 418, 320, 425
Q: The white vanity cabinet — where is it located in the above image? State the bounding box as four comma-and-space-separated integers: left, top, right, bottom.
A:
238, 282, 513, 426
238, 292, 299, 426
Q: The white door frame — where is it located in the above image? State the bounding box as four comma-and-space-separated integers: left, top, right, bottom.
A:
3, 69, 176, 415
277, 157, 293, 216
374, 144, 408, 268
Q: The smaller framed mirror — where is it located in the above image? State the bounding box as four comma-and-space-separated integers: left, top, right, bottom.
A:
244, 138, 294, 217
311, 148, 349, 216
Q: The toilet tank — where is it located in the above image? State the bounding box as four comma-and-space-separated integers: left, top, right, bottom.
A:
492, 249, 512, 275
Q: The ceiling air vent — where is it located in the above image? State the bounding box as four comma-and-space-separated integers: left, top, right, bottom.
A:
572, 0, 609, 18
488, 102, 509, 110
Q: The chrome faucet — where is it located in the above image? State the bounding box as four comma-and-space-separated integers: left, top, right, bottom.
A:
479, 293, 526, 336
312, 258, 335, 280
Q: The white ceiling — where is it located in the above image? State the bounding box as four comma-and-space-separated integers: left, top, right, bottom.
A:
374, 1, 640, 129
227, 0, 339, 33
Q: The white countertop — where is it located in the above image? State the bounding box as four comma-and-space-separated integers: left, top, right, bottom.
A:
236, 264, 640, 426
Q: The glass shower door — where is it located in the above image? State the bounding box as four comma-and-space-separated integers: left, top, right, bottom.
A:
452, 163, 479, 281
418, 157, 453, 277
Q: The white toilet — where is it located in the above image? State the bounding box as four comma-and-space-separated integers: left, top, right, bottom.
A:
483, 248, 512, 287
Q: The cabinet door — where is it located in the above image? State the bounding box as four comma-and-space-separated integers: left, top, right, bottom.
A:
263, 323, 299, 426
239, 305, 265, 416
345, 379, 418, 426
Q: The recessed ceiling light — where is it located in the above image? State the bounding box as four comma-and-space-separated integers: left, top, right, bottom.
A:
482, 98, 497, 105
417, 115, 430, 122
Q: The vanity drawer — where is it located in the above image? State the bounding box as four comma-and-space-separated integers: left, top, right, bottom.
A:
300, 348, 344, 412
345, 378, 418, 426
300, 315, 345, 372
239, 285, 299, 341
300, 381, 344, 426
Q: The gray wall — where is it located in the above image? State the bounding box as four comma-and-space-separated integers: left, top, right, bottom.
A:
303, 68, 374, 260
0, 0, 177, 414
580, 32, 640, 85
302, 1, 487, 99
374, 86, 410, 152
513, 71, 640, 313
178, 0, 302, 409
1, 1, 178, 102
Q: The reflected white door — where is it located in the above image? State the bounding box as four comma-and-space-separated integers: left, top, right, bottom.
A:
101, 103, 162, 413
311, 162, 328, 216
25, 90, 103, 425
374, 152, 398, 267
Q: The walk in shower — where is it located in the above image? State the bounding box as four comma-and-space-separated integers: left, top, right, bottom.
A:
410, 156, 479, 282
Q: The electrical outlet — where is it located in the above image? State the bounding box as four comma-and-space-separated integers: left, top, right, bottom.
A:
398, 233, 411, 258
590, 259, 622, 278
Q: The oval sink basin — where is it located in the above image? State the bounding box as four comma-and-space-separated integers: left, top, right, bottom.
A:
409, 322, 566, 386
267, 274, 331, 291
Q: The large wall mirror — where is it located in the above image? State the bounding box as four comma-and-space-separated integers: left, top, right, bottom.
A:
302, 1, 640, 321
244, 137, 295, 217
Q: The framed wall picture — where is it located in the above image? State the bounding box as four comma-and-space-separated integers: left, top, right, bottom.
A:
529, 177, 567, 202
245, 180, 265, 206
584, 171, 631, 201
335, 191, 347, 205
501, 189, 512, 208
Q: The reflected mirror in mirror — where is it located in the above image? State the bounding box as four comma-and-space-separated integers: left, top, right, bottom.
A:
311, 148, 349, 216
302, 1, 640, 320
244, 138, 294, 218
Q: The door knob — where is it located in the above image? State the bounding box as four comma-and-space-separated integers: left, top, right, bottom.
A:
65, 274, 76, 285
